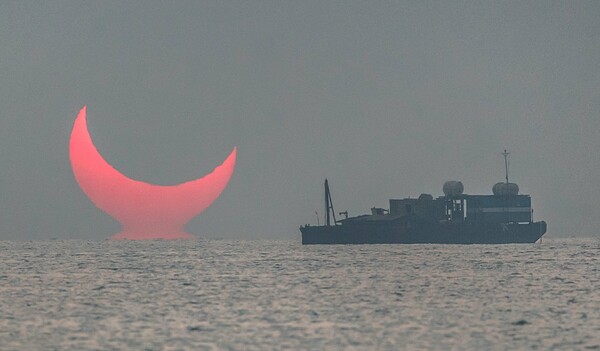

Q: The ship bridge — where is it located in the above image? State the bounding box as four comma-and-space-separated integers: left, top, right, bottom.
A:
443, 194, 532, 224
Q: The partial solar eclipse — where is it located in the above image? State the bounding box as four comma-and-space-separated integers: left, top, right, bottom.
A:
69, 106, 236, 240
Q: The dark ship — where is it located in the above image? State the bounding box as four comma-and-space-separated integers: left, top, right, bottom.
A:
301, 151, 546, 244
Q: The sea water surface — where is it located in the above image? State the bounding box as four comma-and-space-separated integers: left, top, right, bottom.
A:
1, 238, 599, 350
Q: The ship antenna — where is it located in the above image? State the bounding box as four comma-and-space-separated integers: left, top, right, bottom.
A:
502, 149, 510, 184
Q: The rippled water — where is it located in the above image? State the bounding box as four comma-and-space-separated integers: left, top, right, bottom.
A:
1, 238, 599, 350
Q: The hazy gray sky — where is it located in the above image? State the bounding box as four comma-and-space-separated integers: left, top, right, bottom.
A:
1, 1, 599, 240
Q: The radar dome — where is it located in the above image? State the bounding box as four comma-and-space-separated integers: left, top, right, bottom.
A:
443, 181, 464, 196
492, 182, 519, 196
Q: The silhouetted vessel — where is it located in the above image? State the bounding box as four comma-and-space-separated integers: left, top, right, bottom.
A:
300, 151, 546, 244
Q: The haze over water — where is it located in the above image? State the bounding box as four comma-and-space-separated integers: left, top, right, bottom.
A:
2, 2, 600, 241
1, 238, 599, 350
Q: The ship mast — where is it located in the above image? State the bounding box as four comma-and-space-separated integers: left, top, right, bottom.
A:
324, 179, 337, 226
502, 149, 510, 185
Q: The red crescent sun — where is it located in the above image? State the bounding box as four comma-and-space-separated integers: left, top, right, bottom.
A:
69, 106, 237, 240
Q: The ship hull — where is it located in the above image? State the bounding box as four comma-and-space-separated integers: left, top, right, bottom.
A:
301, 221, 546, 245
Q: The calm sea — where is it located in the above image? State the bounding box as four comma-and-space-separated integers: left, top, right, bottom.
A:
1, 238, 599, 350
